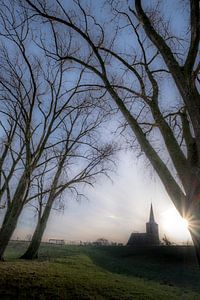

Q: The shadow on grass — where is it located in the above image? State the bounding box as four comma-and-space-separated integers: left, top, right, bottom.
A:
4, 242, 200, 294
82, 245, 200, 293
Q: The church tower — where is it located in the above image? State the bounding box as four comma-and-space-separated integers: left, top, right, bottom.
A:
127, 203, 160, 246
146, 204, 159, 245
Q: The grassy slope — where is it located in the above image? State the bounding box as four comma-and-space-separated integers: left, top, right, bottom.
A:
0, 242, 199, 299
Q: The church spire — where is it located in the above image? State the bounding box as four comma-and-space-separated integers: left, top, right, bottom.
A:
149, 203, 155, 222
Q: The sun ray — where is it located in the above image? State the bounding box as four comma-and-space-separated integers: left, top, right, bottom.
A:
161, 208, 191, 243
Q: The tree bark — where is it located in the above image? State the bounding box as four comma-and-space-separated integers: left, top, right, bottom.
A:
186, 194, 200, 267
20, 200, 53, 260
135, 0, 200, 159
0, 202, 24, 260
21, 151, 67, 260
0, 174, 28, 260
191, 234, 200, 267
189, 224, 200, 267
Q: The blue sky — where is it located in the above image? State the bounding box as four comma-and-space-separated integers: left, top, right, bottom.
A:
2, 0, 192, 245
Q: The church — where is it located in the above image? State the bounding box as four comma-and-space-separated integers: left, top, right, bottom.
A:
127, 204, 160, 246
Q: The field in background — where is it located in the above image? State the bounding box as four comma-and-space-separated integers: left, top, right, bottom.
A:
0, 242, 200, 299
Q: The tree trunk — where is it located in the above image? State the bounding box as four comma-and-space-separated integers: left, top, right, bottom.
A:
0, 174, 28, 260
0, 203, 23, 260
21, 159, 64, 260
190, 230, 200, 268
20, 201, 53, 260
1, 206, 11, 228
187, 199, 200, 268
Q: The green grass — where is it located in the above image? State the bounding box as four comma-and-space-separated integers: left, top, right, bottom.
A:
0, 242, 200, 299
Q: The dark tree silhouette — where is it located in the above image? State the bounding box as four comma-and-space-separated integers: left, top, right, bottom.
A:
0, 1, 114, 260
24, 0, 200, 265
21, 109, 114, 259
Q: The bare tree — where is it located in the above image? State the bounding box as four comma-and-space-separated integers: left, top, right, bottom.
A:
23, 0, 200, 265
20, 104, 114, 259
0, 1, 114, 260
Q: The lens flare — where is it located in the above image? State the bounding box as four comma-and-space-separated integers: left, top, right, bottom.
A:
182, 218, 189, 228
161, 208, 191, 242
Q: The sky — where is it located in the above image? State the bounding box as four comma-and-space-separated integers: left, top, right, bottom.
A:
14, 150, 192, 245
1, 0, 192, 245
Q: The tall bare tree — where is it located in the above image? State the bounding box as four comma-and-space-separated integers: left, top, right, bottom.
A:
20, 104, 114, 259
0, 1, 112, 259
24, 0, 200, 265
0, 1, 114, 260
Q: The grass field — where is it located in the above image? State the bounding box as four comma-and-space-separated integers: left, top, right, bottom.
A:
0, 242, 200, 299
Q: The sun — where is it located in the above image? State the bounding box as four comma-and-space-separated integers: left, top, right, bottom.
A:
182, 218, 189, 228
161, 208, 191, 243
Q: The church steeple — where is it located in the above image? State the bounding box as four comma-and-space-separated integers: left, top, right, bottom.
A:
149, 203, 155, 222
146, 203, 159, 244
127, 202, 160, 246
